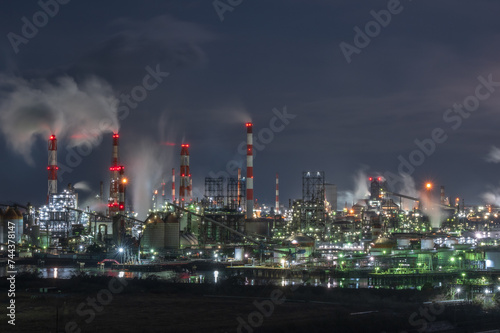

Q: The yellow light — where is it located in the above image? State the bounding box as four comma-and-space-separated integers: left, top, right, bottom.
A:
425, 182, 432, 190
122, 178, 128, 184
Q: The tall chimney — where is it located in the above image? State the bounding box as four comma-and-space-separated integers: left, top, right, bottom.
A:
275, 173, 279, 214
246, 122, 253, 219
118, 167, 126, 212
47, 134, 58, 202
179, 144, 190, 206
237, 168, 241, 209
172, 168, 176, 204
108, 133, 123, 215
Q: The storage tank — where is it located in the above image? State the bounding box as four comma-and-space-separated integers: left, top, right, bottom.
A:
14, 207, 24, 243
142, 213, 180, 251
164, 214, 180, 250
421, 238, 435, 250
4, 207, 22, 244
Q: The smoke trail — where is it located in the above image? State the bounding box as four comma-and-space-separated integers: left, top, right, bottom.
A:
353, 169, 370, 201
126, 114, 177, 219
486, 146, 500, 163
73, 181, 92, 192
396, 174, 443, 228
338, 169, 370, 207
398, 174, 419, 210
0, 75, 119, 164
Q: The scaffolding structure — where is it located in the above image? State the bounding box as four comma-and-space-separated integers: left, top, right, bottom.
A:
298, 171, 327, 235
204, 177, 224, 209
227, 178, 246, 210
303, 171, 325, 202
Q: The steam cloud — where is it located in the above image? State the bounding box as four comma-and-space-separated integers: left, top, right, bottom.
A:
486, 146, 500, 163
126, 114, 177, 220
338, 169, 370, 207
0, 75, 119, 165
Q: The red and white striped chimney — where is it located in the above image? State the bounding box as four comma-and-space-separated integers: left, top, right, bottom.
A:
275, 173, 279, 214
246, 122, 253, 219
189, 178, 192, 202
118, 167, 126, 212
237, 167, 241, 209
171, 168, 176, 204
108, 133, 122, 215
179, 144, 190, 206
47, 134, 58, 202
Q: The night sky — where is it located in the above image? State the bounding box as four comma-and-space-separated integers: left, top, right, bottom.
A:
1, 0, 500, 214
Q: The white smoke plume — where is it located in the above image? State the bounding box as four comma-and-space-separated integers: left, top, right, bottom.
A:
0, 75, 119, 164
126, 114, 177, 220
482, 185, 500, 206
73, 181, 92, 192
485, 146, 500, 163
353, 169, 370, 201
396, 174, 443, 228
338, 169, 370, 208
398, 173, 419, 210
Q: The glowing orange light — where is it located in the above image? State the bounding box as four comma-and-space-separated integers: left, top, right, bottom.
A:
122, 178, 128, 184
426, 182, 432, 190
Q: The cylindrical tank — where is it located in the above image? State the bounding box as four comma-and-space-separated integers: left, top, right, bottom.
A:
4, 207, 22, 244
142, 215, 165, 251
397, 238, 411, 248
14, 207, 24, 242
164, 214, 179, 250
421, 238, 435, 250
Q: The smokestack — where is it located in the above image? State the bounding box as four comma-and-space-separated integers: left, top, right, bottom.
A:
246, 122, 253, 219
440, 186, 445, 205
275, 173, 279, 214
108, 133, 124, 215
179, 144, 190, 205
237, 168, 241, 209
189, 178, 193, 202
47, 134, 58, 202
118, 168, 126, 212
172, 168, 176, 204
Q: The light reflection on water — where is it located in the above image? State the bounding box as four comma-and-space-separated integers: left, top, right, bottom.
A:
0, 265, 369, 288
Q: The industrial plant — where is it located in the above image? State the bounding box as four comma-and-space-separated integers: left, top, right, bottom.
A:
2, 121, 500, 294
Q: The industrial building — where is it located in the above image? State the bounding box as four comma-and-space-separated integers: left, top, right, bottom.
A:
3, 119, 500, 284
